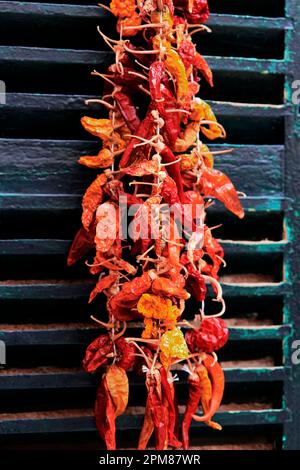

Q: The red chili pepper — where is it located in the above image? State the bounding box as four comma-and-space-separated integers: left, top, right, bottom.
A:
161, 145, 185, 201
159, 367, 182, 448
89, 273, 118, 303
95, 375, 116, 450
146, 370, 168, 450
119, 110, 154, 168
161, 174, 181, 205
115, 337, 136, 370
114, 90, 141, 132
202, 226, 224, 279
83, 334, 112, 373
182, 371, 202, 450
185, 263, 207, 301
192, 355, 225, 423
149, 61, 179, 147
83, 334, 136, 372
186, 0, 210, 24
108, 272, 152, 320
161, 85, 181, 147
200, 166, 244, 219
67, 225, 95, 266
185, 318, 229, 353
138, 398, 154, 450
194, 52, 213, 87
82, 173, 107, 230
178, 40, 196, 71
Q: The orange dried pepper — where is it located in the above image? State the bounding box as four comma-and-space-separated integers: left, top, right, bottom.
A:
81, 173, 107, 230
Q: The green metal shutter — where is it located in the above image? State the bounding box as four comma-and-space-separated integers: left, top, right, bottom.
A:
0, 0, 299, 450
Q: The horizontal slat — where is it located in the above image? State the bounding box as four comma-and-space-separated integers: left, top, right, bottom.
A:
0, 3, 291, 32
0, 140, 284, 196
0, 323, 291, 346
0, 46, 288, 74
219, 240, 288, 254
2, 94, 289, 117
0, 2, 291, 32
0, 280, 289, 301
0, 239, 288, 256
0, 195, 289, 212
0, 409, 289, 434
0, 366, 288, 390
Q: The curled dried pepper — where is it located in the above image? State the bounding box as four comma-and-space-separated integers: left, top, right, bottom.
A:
79, 148, 113, 169
89, 272, 119, 303
181, 369, 201, 450
200, 165, 245, 219
192, 354, 225, 423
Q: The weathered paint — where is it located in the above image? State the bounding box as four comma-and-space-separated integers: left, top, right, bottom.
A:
282, 0, 300, 450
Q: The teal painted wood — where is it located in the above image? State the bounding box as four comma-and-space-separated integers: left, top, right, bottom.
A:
282, 0, 300, 450
0, 239, 289, 256
0, 324, 291, 346
0, 367, 288, 390
0, 281, 290, 301
0, 409, 290, 435
0, 194, 289, 211
0, 45, 288, 73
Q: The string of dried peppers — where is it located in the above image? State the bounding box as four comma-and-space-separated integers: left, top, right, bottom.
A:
68, 0, 245, 450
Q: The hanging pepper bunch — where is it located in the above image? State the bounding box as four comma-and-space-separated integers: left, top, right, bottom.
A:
68, 0, 244, 450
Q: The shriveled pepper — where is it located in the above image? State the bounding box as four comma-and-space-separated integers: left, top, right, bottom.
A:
160, 327, 189, 368
145, 369, 168, 450
185, 317, 229, 353
200, 165, 245, 219
192, 354, 225, 424
160, 367, 182, 448
82, 173, 107, 230
95, 375, 117, 450
149, 62, 180, 147
114, 90, 141, 133
95, 365, 129, 450
119, 110, 154, 168
79, 148, 113, 169
67, 225, 95, 266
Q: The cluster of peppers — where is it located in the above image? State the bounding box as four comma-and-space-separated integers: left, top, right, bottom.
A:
68, 0, 245, 450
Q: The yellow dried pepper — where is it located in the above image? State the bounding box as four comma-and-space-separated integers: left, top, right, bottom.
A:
160, 327, 189, 368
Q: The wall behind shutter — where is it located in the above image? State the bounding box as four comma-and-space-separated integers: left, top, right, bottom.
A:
0, 0, 299, 450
